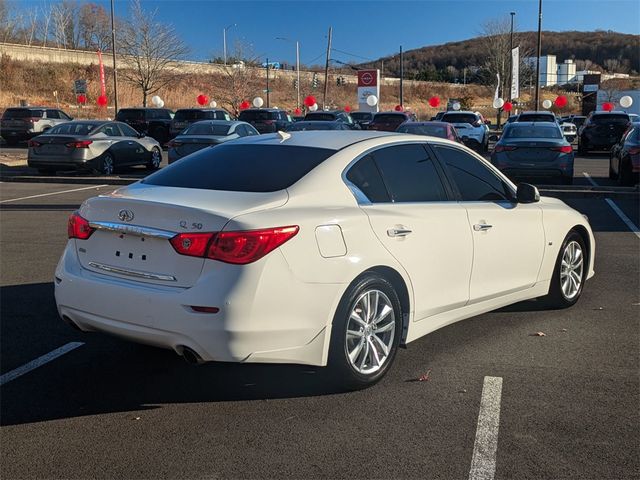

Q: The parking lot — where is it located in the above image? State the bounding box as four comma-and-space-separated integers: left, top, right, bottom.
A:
1, 152, 638, 479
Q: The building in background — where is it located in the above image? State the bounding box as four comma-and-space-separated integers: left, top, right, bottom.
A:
524, 55, 558, 87
557, 59, 577, 85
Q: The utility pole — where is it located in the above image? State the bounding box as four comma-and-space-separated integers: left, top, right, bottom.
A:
399, 45, 404, 107
266, 57, 270, 108
534, 0, 543, 111
509, 11, 515, 101
296, 41, 300, 109
463, 67, 467, 86
110, 0, 118, 112
322, 26, 332, 110
223, 24, 236, 65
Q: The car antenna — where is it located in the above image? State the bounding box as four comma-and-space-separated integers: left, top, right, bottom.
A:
277, 131, 291, 142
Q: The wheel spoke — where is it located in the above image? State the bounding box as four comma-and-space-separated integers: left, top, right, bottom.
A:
371, 291, 379, 323
373, 304, 392, 325
350, 311, 367, 328
349, 337, 365, 363
359, 340, 370, 370
347, 329, 363, 338
368, 338, 381, 367
375, 320, 395, 334
372, 334, 390, 356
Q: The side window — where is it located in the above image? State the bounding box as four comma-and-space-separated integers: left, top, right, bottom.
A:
245, 125, 259, 136
371, 144, 448, 202
118, 123, 139, 137
346, 155, 390, 203
433, 145, 513, 202
96, 124, 121, 137
46, 109, 60, 119
235, 125, 246, 136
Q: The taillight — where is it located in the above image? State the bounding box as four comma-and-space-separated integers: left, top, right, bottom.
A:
551, 146, 573, 153
66, 140, 93, 148
628, 147, 640, 155
67, 212, 95, 240
27, 140, 42, 148
169, 226, 299, 264
494, 145, 517, 153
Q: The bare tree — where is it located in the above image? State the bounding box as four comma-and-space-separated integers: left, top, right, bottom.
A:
118, 0, 190, 106
78, 3, 110, 51
0, 0, 22, 43
217, 41, 261, 116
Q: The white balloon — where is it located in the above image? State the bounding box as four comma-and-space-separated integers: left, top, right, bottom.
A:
493, 97, 504, 109
366, 95, 378, 107
157, 100, 165, 108
620, 95, 633, 108
452, 102, 461, 111
542, 99, 553, 109
151, 95, 162, 107
209, 100, 217, 108
253, 96, 264, 108
309, 103, 318, 112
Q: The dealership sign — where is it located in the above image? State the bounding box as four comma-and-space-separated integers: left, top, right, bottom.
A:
357, 69, 380, 112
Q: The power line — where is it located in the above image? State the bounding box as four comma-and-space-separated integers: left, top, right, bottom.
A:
330, 47, 374, 61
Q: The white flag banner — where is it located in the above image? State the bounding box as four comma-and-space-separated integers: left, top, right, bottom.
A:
494, 73, 500, 101
511, 47, 520, 99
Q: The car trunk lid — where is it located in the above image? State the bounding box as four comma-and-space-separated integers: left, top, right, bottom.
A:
501, 139, 568, 162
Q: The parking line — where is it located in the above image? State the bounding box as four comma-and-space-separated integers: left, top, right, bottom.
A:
0, 185, 109, 204
582, 172, 599, 187
605, 198, 640, 239
0, 342, 84, 386
468, 376, 503, 480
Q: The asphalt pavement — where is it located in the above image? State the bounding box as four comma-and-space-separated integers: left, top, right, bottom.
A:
0, 157, 638, 479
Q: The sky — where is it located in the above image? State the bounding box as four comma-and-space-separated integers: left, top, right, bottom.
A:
15, 0, 640, 64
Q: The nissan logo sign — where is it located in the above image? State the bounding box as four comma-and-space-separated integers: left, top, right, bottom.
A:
118, 209, 134, 222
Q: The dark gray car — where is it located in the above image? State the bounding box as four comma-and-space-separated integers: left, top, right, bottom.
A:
1, 107, 73, 145
27, 120, 161, 175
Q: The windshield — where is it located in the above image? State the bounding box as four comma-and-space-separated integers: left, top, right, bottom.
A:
182, 124, 231, 135
2, 109, 44, 119
397, 124, 448, 138
175, 110, 218, 121
305, 113, 336, 121
372, 114, 406, 123
238, 111, 279, 121
503, 125, 563, 139
46, 123, 101, 135
591, 114, 630, 125
116, 110, 144, 120
517, 114, 557, 122
351, 112, 372, 120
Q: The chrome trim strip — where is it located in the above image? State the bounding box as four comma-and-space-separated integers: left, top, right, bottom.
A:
88, 261, 177, 282
89, 221, 176, 239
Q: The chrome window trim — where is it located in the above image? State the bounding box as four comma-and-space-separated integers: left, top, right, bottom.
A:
88, 262, 177, 282
89, 221, 176, 239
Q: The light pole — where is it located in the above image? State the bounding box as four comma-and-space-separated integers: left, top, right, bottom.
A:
223, 24, 236, 65
534, 0, 543, 111
276, 37, 300, 109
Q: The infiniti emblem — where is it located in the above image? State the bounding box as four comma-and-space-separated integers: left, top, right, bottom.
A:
118, 209, 134, 222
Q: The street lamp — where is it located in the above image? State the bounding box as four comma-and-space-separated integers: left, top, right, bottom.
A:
223, 23, 236, 65
276, 37, 300, 109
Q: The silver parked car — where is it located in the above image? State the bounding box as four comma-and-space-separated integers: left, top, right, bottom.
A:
167, 120, 258, 164
27, 120, 162, 175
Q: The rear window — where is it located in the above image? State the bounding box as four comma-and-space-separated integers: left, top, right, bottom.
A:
591, 114, 630, 125
116, 110, 144, 121
182, 124, 231, 135
397, 124, 448, 138
517, 114, 556, 122
441, 113, 478, 125
372, 114, 406, 123
351, 112, 373, 120
174, 110, 219, 121
47, 123, 100, 135
143, 144, 336, 192
305, 113, 336, 121
238, 111, 279, 121
503, 125, 563, 139
2, 108, 44, 119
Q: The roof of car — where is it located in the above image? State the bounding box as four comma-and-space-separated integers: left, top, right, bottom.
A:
592, 110, 629, 115
230, 130, 398, 149
403, 121, 450, 127
441, 111, 478, 115
519, 111, 556, 115
175, 108, 227, 112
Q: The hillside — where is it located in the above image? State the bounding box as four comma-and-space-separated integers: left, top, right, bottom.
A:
358, 31, 639, 81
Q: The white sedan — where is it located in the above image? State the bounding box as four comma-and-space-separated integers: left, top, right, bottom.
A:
55, 131, 595, 388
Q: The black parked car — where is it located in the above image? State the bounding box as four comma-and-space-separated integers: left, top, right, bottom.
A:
1, 107, 73, 145
303, 110, 358, 129
609, 122, 640, 186
169, 108, 232, 138
237, 108, 292, 133
578, 111, 630, 155
115, 108, 174, 145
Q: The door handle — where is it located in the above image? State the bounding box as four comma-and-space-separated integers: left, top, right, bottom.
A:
387, 227, 412, 237
473, 223, 493, 231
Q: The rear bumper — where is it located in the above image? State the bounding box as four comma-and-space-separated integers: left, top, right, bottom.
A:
54, 242, 338, 366
1, 129, 35, 141
497, 166, 573, 180
27, 153, 93, 170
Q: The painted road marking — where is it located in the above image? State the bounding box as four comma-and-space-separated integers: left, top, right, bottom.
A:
605, 198, 640, 239
582, 172, 598, 187
0, 342, 84, 386
469, 376, 503, 480
0, 185, 109, 204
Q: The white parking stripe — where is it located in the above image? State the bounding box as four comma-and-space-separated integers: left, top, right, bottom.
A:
582, 172, 599, 187
0, 342, 84, 386
0, 185, 109, 204
469, 376, 503, 480
605, 198, 640, 239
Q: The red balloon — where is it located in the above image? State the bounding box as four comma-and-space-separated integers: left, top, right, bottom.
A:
428, 96, 440, 108
77, 94, 87, 104
394, 104, 403, 111
97, 95, 108, 106
344, 105, 351, 112
294, 107, 301, 115
554, 95, 568, 108
304, 95, 316, 107
197, 94, 208, 106
239, 100, 251, 110
503, 101, 513, 112
602, 102, 614, 112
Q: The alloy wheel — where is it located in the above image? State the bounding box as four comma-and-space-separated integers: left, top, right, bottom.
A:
102, 154, 114, 175
560, 240, 584, 300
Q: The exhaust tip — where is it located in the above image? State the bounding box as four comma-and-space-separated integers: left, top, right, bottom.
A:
179, 346, 203, 365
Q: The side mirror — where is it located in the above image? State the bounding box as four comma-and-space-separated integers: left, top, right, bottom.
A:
489, 134, 499, 142
138, 132, 146, 138
516, 183, 540, 203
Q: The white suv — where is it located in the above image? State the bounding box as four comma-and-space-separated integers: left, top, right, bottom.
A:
440, 111, 489, 152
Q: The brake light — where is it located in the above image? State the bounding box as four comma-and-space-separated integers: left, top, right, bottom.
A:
551, 146, 573, 153
494, 145, 517, 153
67, 212, 95, 240
169, 226, 299, 264
27, 140, 42, 148
66, 140, 93, 148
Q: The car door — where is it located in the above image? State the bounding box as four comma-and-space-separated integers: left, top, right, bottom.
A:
346, 143, 473, 321
95, 123, 131, 165
432, 144, 546, 303
118, 122, 148, 165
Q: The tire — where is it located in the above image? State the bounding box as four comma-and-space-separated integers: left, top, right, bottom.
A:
37, 168, 56, 175
146, 146, 161, 171
618, 160, 634, 186
327, 273, 402, 390
608, 158, 616, 180
96, 152, 115, 175
542, 231, 587, 309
